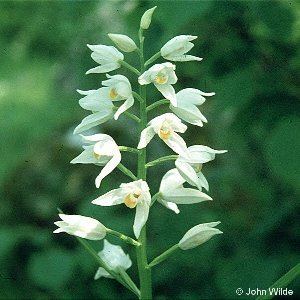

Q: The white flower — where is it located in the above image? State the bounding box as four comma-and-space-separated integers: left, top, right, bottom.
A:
140, 6, 157, 30
138, 113, 188, 156
86, 44, 124, 74
94, 240, 132, 280
71, 134, 121, 188
102, 74, 134, 120
53, 214, 106, 240
73, 89, 114, 134
158, 168, 212, 214
74, 74, 134, 132
170, 88, 215, 127
138, 62, 178, 106
92, 180, 151, 238
161, 35, 202, 62
175, 146, 227, 191
108, 34, 137, 52
178, 222, 222, 250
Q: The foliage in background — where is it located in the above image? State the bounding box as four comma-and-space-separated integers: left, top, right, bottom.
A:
0, 0, 299, 299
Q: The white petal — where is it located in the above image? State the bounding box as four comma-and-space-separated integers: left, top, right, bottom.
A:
73, 111, 113, 134
138, 71, 152, 85
70, 146, 101, 164
160, 168, 185, 193
95, 151, 121, 188
179, 222, 222, 250
133, 201, 150, 238
76, 89, 96, 96
114, 95, 134, 120
170, 105, 205, 127
92, 188, 125, 206
176, 88, 206, 105
175, 160, 203, 190
86, 63, 120, 74
164, 132, 188, 156
137, 126, 155, 149
169, 55, 202, 62
197, 171, 209, 191
154, 83, 177, 106
79, 88, 112, 111
164, 187, 212, 204
94, 267, 112, 279
158, 199, 180, 214
81, 133, 111, 143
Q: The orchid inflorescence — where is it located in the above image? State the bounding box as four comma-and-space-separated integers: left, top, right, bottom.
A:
54, 6, 226, 299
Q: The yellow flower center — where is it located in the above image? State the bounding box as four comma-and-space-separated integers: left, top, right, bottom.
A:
93, 152, 101, 160
124, 190, 141, 209
193, 164, 202, 173
109, 87, 118, 100
154, 73, 168, 84
158, 121, 172, 140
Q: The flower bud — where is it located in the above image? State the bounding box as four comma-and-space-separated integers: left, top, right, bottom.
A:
94, 240, 132, 280
179, 222, 222, 250
54, 214, 107, 240
140, 6, 157, 30
108, 34, 137, 52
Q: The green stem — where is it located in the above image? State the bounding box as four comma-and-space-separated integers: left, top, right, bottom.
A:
146, 99, 169, 112
119, 60, 140, 76
145, 155, 178, 168
132, 91, 145, 103
150, 192, 161, 207
76, 237, 138, 297
112, 107, 140, 123
119, 146, 139, 154
118, 268, 141, 298
256, 263, 300, 300
147, 244, 180, 268
147, 99, 170, 112
145, 51, 161, 66
136, 28, 153, 300
124, 111, 141, 123
106, 228, 141, 247
117, 163, 137, 180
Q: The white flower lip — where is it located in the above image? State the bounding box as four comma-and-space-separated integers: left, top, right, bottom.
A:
161, 35, 203, 62
179, 222, 223, 250
170, 88, 215, 127
92, 179, 151, 238
158, 168, 212, 214
53, 214, 106, 240
138, 113, 188, 156
70, 134, 121, 188
102, 74, 135, 120
138, 62, 178, 106
94, 240, 132, 280
175, 145, 227, 191
86, 44, 124, 74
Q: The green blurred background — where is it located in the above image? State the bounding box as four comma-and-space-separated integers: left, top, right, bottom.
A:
0, 0, 299, 299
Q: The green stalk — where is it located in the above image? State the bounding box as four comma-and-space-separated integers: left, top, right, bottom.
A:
256, 263, 300, 300
119, 60, 141, 76
146, 99, 169, 112
106, 228, 141, 247
119, 146, 139, 154
145, 155, 178, 168
147, 244, 180, 268
76, 237, 139, 297
118, 268, 141, 298
144, 51, 161, 66
136, 27, 153, 300
117, 163, 137, 181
